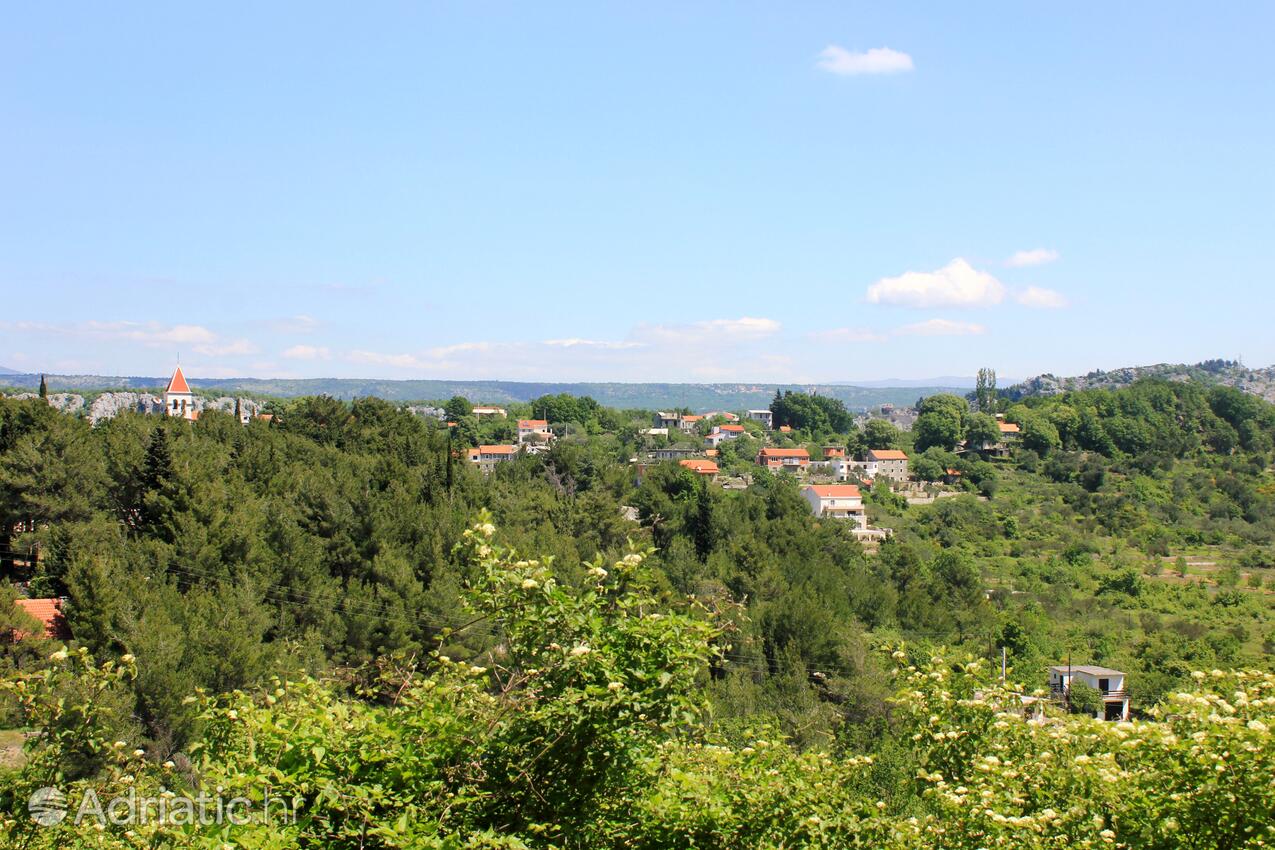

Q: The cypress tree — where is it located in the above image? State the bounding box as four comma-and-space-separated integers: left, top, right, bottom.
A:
38, 374, 47, 398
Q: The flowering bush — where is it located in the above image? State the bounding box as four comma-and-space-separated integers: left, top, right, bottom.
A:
2, 521, 1271, 848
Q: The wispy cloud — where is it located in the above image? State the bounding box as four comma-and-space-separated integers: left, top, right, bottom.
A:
1015, 286, 1069, 309
542, 338, 644, 350
270, 314, 321, 334
282, 344, 332, 360
896, 319, 986, 337
636, 316, 781, 343
865, 258, 1005, 308
816, 45, 914, 76
1005, 248, 1060, 268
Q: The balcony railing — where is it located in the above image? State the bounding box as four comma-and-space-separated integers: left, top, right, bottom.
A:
1050, 685, 1127, 701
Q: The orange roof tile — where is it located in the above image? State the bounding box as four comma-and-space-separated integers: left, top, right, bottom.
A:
759, 447, 809, 458
13, 598, 69, 640
518, 419, 548, 428
823, 447, 845, 457
778, 425, 792, 432
998, 422, 1021, 433
165, 366, 190, 394
478, 444, 517, 455
679, 459, 719, 474
680, 415, 703, 422
718, 424, 744, 432
808, 484, 861, 498
867, 449, 908, 460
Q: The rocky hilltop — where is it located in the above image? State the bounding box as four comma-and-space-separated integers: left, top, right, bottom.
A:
1008, 360, 1275, 403
1, 391, 262, 425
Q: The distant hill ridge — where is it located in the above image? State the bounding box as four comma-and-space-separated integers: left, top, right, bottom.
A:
1008, 360, 1275, 403
0, 372, 957, 412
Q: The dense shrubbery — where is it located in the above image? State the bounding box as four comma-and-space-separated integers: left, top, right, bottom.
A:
2, 525, 1271, 847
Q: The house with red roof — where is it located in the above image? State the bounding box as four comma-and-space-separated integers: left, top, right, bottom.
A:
862, 449, 909, 482
677, 414, 703, 432
757, 447, 809, 471
517, 419, 552, 445
704, 423, 745, 448
802, 484, 866, 529
679, 458, 719, 480
467, 444, 518, 474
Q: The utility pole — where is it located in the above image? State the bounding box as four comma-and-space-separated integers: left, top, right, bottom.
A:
1065, 651, 1071, 713
446, 421, 454, 492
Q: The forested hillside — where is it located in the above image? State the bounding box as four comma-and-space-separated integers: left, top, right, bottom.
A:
1, 377, 1273, 847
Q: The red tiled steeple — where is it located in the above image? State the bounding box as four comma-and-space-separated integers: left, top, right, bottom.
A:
166, 366, 191, 394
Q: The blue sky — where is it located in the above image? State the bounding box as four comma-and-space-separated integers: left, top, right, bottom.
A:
2, 3, 1272, 383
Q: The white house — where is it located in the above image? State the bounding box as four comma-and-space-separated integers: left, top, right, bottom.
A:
1048, 665, 1130, 721
471, 406, 507, 418
830, 456, 861, 482
654, 411, 681, 429
517, 418, 552, 444
678, 414, 703, 432
164, 366, 197, 421
802, 484, 867, 530
747, 409, 773, 429
467, 444, 518, 473
651, 444, 698, 461
704, 423, 745, 448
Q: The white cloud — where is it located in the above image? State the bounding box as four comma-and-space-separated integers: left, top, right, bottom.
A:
897, 319, 986, 337
636, 316, 781, 344
427, 341, 494, 359
1005, 248, 1060, 268
542, 338, 644, 350
817, 45, 914, 76
282, 344, 332, 360
865, 258, 1005, 308
147, 324, 218, 345
1015, 286, 1069, 309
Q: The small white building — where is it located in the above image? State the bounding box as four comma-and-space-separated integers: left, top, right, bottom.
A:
471, 406, 507, 418
747, 409, 773, 429
1048, 665, 1130, 721
802, 484, 867, 530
